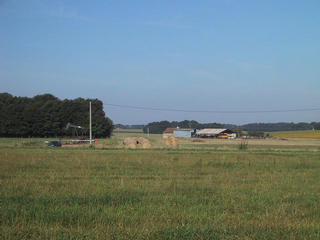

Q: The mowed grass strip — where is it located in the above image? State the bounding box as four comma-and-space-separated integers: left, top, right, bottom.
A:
0, 148, 320, 239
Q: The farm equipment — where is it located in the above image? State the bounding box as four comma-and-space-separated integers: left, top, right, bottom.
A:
66, 123, 83, 138
46, 141, 62, 147
217, 135, 228, 139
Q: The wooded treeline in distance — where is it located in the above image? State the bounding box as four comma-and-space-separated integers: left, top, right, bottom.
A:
0, 93, 113, 137
141, 120, 320, 134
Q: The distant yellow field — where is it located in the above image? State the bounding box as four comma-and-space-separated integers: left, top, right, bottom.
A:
268, 130, 320, 139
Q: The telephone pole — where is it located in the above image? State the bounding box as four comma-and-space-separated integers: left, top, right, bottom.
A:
89, 101, 92, 145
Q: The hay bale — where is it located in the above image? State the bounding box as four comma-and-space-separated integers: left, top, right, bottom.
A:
126, 143, 137, 149
136, 137, 146, 143
165, 136, 179, 146
123, 137, 151, 149
137, 137, 152, 149
124, 137, 135, 144
124, 137, 137, 149
142, 142, 152, 149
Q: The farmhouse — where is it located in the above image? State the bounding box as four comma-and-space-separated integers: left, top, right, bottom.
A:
196, 128, 236, 139
173, 128, 194, 138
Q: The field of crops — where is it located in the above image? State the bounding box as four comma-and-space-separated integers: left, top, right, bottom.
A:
268, 130, 320, 139
1, 136, 320, 239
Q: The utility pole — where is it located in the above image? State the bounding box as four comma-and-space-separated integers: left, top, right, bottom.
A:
147, 127, 149, 137
89, 101, 92, 145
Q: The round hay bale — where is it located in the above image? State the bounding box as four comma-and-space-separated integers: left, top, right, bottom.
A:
127, 143, 137, 149
142, 142, 152, 149
124, 137, 151, 149
165, 136, 179, 146
137, 137, 152, 148
124, 137, 137, 147
136, 137, 145, 143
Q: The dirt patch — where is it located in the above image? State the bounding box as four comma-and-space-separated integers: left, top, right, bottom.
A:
192, 138, 204, 143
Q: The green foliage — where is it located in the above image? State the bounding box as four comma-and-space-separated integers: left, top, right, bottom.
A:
231, 128, 246, 137
143, 120, 171, 134
311, 122, 320, 130
0, 93, 113, 138
248, 130, 265, 137
241, 122, 317, 132
114, 124, 145, 129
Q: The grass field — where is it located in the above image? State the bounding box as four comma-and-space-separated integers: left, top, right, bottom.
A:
1, 136, 320, 239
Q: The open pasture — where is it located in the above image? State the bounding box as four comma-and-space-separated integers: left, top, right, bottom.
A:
1, 138, 320, 239
2, 131, 320, 151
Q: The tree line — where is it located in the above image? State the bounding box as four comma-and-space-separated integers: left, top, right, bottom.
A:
142, 120, 223, 134
142, 120, 320, 134
0, 93, 113, 138
114, 124, 145, 129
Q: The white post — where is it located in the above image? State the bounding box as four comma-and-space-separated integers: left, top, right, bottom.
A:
89, 101, 92, 145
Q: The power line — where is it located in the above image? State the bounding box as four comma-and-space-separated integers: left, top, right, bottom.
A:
104, 103, 320, 114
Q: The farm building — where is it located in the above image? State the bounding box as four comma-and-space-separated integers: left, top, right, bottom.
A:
162, 128, 178, 139
196, 128, 236, 139
173, 129, 194, 138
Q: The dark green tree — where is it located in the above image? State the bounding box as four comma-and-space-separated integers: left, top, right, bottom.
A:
0, 93, 113, 138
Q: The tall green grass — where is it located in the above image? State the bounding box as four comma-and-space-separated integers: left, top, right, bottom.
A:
1, 147, 320, 239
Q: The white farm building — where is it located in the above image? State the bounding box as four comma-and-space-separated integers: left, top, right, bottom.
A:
173, 129, 193, 138
196, 128, 236, 139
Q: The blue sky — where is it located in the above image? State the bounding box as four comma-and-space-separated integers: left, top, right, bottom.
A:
1, 0, 319, 124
